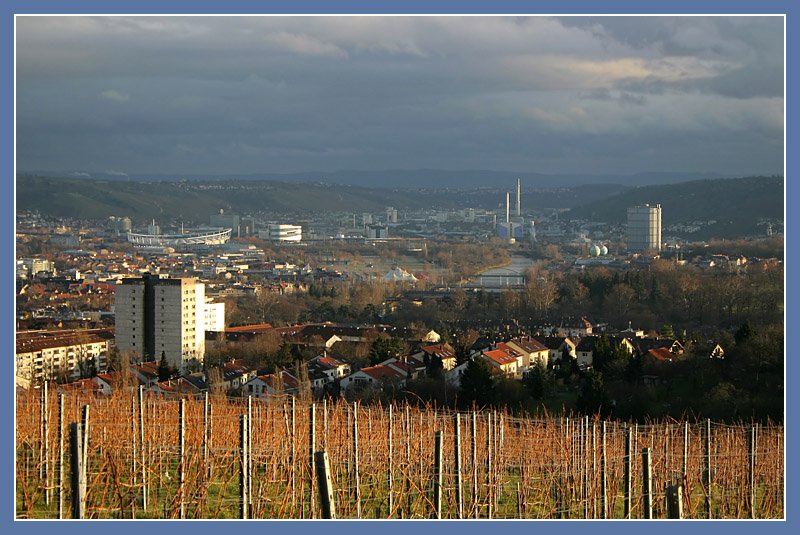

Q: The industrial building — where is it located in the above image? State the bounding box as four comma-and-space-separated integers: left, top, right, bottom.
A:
108, 216, 132, 236
210, 210, 241, 237
366, 224, 389, 239
627, 204, 662, 252
114, 274, 206, 370
259, 224, 303, 242
497, 178, 525, 241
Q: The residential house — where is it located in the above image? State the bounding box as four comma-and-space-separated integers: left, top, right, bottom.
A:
340, 364, 407, 393
380, 358, 422, 381
184, 372, 210, 392
243, 369, 300, 398
93, 371, 138, 395
409, 343, 457, 371
445, 359, 471, 388
534, 336, 577, 364
632, 338, 685, 356
219, 323, 274, 342
640, 348, 680, 385
505, 337, 550, 370
574, 335, 636, 369
537, 317, 593, 338
131, 361, 160, 388
222, 359, 258, 392
307, 354, 351, 394
395, 326, 441, 344
57, 378, 102, 395
149, 377, 204, 398
480, 347, 522, 377
707, 343, 725, 359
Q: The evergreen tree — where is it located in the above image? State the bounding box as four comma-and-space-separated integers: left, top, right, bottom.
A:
87, 356, 98, 378
369, 337, 406, 366
459, 358, 496, 408
158, 351, 172, 382
523, 362, 552, 400
426, 354, 444, 379
577, 370, 612, 417
270, 343, 294, 372
734, 321, 755, 346
592, 335, 613, 372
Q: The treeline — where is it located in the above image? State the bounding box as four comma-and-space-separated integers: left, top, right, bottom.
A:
394, 260, 782, 336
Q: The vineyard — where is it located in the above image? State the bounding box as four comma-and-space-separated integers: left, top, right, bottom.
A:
16, 386, 784, 520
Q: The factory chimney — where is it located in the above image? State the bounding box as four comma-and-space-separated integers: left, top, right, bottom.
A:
516, 177, 521, 217
506, 191, 510, 223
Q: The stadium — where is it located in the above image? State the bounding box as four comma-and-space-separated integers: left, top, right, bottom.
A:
126, 227, 232, 246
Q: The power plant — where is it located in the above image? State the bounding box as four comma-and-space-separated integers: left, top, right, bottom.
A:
497, 177, 525, 242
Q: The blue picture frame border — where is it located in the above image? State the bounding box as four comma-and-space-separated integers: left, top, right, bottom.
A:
2, 2, 794, 534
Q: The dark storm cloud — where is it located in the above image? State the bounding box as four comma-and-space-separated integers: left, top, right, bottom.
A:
15, 16, 783, 176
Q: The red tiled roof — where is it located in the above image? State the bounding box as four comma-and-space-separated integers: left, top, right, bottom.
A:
506, 337, 549, 354
258, 370, 299, 391
387, 360, 416, 375
360, 365, 405, 381
132, 362, 160, 380
495, 342, 525, 358
155, 377, 201, 393
646, 348, 675, 363
420, 343, 456, 359
225, 323, 274, 333
95, 371, 136, 389
316, 356, 345, 368
482, 349, 518, 366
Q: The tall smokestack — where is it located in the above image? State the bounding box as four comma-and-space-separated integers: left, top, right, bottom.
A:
506, 191, 510, 223
516, 177, 521, 217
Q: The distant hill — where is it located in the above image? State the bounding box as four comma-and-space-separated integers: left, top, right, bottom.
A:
22, 168, 725, 189
16, 175, 630, 221
565, 176, 783, 239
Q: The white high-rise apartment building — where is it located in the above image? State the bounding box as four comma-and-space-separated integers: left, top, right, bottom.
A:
115, 274, 205, 370
627, 204, 662, 252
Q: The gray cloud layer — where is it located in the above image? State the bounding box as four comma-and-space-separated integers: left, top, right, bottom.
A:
16, 16, 784, 177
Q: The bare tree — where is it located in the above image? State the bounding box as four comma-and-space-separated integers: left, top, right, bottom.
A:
295, 360, 312, 403
524, 266, 559, 317
605, 283, 636, 327
208, 367, 225, 398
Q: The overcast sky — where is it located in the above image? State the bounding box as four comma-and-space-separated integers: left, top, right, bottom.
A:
16, 16, 784, 178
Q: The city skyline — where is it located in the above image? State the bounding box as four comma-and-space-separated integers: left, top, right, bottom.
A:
16, 15, 784, 179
